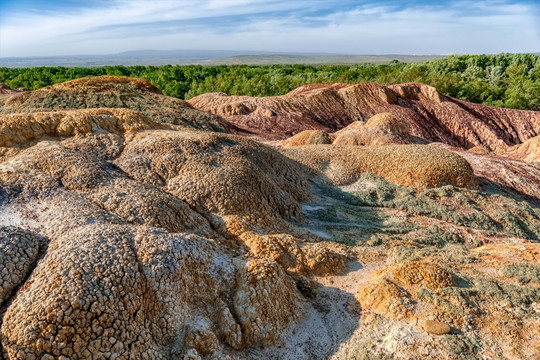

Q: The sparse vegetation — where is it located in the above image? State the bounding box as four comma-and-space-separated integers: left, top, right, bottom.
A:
500, 263, 540, 284
348, 174, 540, 240
300, 173, 540, 251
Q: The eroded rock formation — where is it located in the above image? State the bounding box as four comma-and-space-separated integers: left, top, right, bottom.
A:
0, 77, 539, 360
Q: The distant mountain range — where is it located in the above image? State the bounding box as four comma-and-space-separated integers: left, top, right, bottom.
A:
0, 49, 446, 67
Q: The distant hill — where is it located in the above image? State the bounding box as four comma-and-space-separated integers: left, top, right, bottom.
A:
204, 54, 446, 65
0, 49, 445, 67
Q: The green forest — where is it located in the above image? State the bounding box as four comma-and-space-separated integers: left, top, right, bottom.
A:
1, 53, 539, 110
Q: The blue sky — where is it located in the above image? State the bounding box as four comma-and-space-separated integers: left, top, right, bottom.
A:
0, 0, 538, 57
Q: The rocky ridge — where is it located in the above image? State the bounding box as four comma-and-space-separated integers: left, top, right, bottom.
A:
0, 76, 232, 132
189, 83, 540, 153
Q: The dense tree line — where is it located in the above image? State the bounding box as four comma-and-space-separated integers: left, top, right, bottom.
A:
1, 53, 539, 110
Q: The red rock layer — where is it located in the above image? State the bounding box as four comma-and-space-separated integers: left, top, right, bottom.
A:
0, 83, 26, 96
188, 83, 540, 151
434, 143, 540, 204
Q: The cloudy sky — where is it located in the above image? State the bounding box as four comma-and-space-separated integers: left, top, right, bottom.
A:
0, 0, 539, 57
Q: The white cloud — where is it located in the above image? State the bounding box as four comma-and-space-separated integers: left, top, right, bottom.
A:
0, 0, 538, 57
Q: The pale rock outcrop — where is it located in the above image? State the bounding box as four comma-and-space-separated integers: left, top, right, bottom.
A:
0, 226, 42, 306
332, 113, 415, 146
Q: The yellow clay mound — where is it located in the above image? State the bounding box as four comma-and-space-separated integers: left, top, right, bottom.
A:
470, 243, 540, 264
282, 130, 333, 148
239, 232, 350, 276
333, 113, 412, 146
387, 261, 456, 289
356, 278, 415, 320
0, 108, 160, 148
282, 143, 478, 191
233, 258, 303, 346
364, 112, 409, 136
468, 145, 491, 154
356, 261, 455, 321
508, 135, 540, 162
50, 75, 162, 94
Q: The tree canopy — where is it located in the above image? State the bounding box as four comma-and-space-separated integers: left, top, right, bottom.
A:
1, 53, 539, 110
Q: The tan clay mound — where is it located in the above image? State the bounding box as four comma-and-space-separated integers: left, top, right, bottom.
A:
0, 226, 44, 305
282, 130, 333, 148
387, 261, 456, 289
189, 82, 540, 151
239, 232, 351, 277
356, 261, 456, 322
0, 108, 161, 148
0, 141, 218, 238
468, 145, 491, 154
50, 75, 163, 94
364, 112, 409, 134
0, 76, 231, 132
0, 223, 305, 358
507, 135, 540, 162
282, 144, 478, 190
332, 112, 414, 146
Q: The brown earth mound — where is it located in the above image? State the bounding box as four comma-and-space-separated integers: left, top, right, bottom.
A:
189, 83, 540, 152
282, 130, 334, 148
115, 130, 312, 231
0, 76, 232, 132
282, 144, 478, 191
